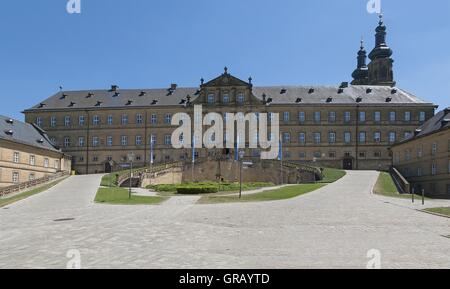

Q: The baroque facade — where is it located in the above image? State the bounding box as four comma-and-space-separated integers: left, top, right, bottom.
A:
0, 116, 71, 187
23, 17, 436, 175
391, 109, 450, 199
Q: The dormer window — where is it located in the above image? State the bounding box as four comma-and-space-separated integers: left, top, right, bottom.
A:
308, 88, 315, 94
326, 97, 333, 103
139, 91, 146, 97
151, 100, 159, 105
86, 93, 94, 98
222, 93, 230, 104
280, 89, 287, 94
6, 119, 14, 124
237, 93, 245, 104
207, 94, 215, 104
68, 102, 76, 107
59, 94, 67, 100
125, 100, 133, 106
366, 88, 372, 94
38, 103, 46, 108
356, 97, 363, 103
4, 129, 13, 136
386, 97, 392, 103
95, 101, 103, 107
295, 98, 302, 104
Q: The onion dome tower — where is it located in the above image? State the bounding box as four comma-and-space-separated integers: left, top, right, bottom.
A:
351, 39, 369, 85
368, 14, 396, 86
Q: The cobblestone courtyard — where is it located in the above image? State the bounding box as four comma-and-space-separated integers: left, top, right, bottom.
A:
0, 171, 449, 269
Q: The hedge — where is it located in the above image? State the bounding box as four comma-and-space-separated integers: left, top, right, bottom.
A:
176, 186, 219, 195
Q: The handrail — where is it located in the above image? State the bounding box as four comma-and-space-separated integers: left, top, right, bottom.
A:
390, 166, 411, 194
0, 171, 69, 197
117, 161, 184, 186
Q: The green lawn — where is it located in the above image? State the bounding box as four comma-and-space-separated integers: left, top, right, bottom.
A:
198, 183, 326, 204
0, 178, 67, 208
94, 187, 168, 205
318, 168, 347, 183
147, 182, 274, 196
424, 207, 450, 217
373, 172, 428, 200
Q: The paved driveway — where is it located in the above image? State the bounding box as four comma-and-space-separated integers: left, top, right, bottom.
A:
0, 171, 449, 269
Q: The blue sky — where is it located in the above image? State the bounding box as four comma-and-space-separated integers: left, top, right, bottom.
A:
1, 0, 449, 120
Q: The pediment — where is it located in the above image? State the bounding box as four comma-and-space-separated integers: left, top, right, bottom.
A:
202, 69, 251, 88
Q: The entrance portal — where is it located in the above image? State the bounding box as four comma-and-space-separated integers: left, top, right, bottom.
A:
343, 158, 353, 170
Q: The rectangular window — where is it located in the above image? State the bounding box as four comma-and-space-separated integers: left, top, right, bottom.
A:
404, 111, 411, 122
373, 132, 381, 143
419, 111, 426, 123
36, 117, 42, 127
93, 115, 100, 125
328, 132, 336, 144
328, 151, 336, 159
64, 137, 71, 148
106, 136, 113, 147
374, 151, 381, 158
298, 112, 306, 123
50, 116, 57, 127
374, 111, 381, 123
237, 93, 245, 103
92, 137, 99, 147
165, 114, 172, 124
283, 112, 290, 122
54, 160, 59, 169
314, 112, 321, 123
359, 111, 366, 122
136, 114, 143, 124
135, 135, 142, 146
44, 158, 49, 168
150, 135, 157, 145
207, 94, 215, 104
328, 111, 336, 123
107, 115, 113, 125
359, 132, 366, 144
12, 172, 19, 183
389, 132, 396, 144
29, 155, 35, 166
78, 137, 84, 147
344, 132, 351, 144
432, 163, 437, 176
314, 132, 321, 144
344, 111, 351, 123
389, 111, 396, 122
417, 147, 423, 158
151, 114, 157, 125
298, 133, 306, 145
299, 152, 306, 159
283, 133, 291, 144
417, 167, 423, 177
404, 131, 412, 140
29, 173, 35, 181
121, 114, 128, 125
79, 116, 85, 126
13, 152, 20, 163
220, 93, 229, 104
64, 116, 71, 127
121, 136, 128, 146
164, 135, 172, 145
432, 143, 438, 155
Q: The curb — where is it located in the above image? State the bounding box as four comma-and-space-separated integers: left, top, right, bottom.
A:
419, 209, 450, 219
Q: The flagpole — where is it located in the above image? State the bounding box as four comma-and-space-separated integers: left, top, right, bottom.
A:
280, 134, 283, 185
192, 134, 195, 182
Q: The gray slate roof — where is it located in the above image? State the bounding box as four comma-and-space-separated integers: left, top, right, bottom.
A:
404, 108, 450, 141
25, 85, 433, 111
0, 115, 60, 152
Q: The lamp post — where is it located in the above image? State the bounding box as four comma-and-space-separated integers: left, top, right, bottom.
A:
239, 150, 245, 199
127, 152, 135, 199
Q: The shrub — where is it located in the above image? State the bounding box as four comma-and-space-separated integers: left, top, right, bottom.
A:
176, 186, 219, 195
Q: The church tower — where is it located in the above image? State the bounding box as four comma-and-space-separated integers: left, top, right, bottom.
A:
367, 14, 396, 86
351, 39, 369, 85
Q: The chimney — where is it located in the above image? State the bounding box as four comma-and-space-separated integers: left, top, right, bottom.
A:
170, 83, 177, 91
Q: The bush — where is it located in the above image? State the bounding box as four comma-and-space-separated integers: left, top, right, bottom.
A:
176, 186, 219, 195
146, 184, 178, 192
